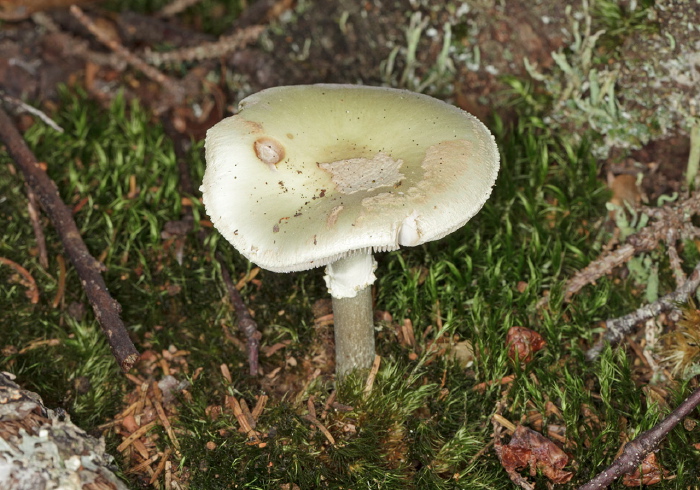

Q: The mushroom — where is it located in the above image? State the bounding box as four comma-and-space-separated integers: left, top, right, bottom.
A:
201, 84, 499, 377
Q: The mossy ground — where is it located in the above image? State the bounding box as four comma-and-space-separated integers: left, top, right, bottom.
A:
1, 1, 700, 488
2, 87, 697, 488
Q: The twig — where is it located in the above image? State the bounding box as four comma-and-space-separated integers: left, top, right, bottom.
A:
579, 384, 700, 489
0, 256, 39, 304
156, 0, 204, 17
31, 12, 127, 71
492, 413, 517, 433
239, 398, 256, 430
222, 0, 282, 34
26, 188, 49, 268
251, 394, 268, 421
52, 255, 66, 308
218, 254, 261, 376
363, 354, 381, 397
492, 384, 534, 490
295, 368, 321, 405
686, 122, 700, 189
152, 382, 181, 454
148, 448, 171, 484
127, 452, 160, 474
586, 260, 700, 360
0, 107, 139, 371
561, 243, 639, 302
320, 390, 336, 420
143, 26, 265, 66
303, 414, 336, 445
117, 420, 159, 452
228, 396, 260, 443
666, 228, 685, 287
0, 90, 64, 133
69, 5, 184, 105
467, 440, 495, 467
550, 192, 700, 305
472, 374, 515, 393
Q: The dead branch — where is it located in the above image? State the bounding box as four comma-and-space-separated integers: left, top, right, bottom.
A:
223, 0, 283, 33
562, 243, 638, 302
143, 25, 265, 66
492, 384, 536, 490
0, 89, 64, 133
0, 256, 39, 304
586, 260, 700, 361
156, 0, 204, 18
26, 187, 49, 269
218, 255, 261, 376
579, 384, 700, 489
303, 414, 336, 445
665, 228, 686, 287
557, 192, 700, 303
0, 107, 139, 371
31, 12, 127, 71
69, 5, 184, 107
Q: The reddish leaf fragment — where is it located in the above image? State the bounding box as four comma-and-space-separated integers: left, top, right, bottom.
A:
496, 425, 574, 485
621, 452, 669, 486
506, 327, 546, 364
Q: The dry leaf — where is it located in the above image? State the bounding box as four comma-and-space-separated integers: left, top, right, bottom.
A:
496, 425, 574, 484
621, 452, 669, 486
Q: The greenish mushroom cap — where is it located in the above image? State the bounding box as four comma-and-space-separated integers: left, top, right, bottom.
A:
201, 84, 499, 273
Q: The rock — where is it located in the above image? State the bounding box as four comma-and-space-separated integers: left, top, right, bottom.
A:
0, 372, 127, 490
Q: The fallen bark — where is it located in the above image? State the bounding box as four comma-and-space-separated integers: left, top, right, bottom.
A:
0, 107, 139, 371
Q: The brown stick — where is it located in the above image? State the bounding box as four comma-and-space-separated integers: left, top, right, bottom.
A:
219, 258, 261, 376
143, 25, 264, 66
69, 5, 184, 108
579, 384, 700, 489
547, 192, 700, 306
156, 0, 204, 18
0, 107, 139, 371
0, 256, 39, 304
586, 260, 700, 360
26, 187, 49, 269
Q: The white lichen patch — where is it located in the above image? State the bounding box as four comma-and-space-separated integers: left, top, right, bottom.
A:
318, 152, 404, 194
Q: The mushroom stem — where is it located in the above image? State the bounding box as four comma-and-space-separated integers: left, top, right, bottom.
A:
324, 251, 378, 377
332, 286, 375, 377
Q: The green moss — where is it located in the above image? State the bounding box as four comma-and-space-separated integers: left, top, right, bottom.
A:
2, 79, 699, 489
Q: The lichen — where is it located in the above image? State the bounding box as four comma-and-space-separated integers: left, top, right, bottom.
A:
524, 0, 699, 159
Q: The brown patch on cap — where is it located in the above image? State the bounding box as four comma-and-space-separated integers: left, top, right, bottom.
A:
254, 137, 285, 167
326, 205, 344, 228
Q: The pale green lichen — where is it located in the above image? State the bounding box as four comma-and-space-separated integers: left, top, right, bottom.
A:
524, 0, 699, 160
